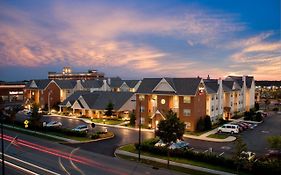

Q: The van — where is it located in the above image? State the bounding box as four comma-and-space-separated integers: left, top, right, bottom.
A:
218, 124, 239, 134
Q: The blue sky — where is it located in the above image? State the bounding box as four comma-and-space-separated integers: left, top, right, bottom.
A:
0, 0, 280, 81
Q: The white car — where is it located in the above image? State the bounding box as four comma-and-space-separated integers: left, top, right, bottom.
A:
154, 140, 166, 147
218, 124, 239, 134
46, 121, 62, 127
72, 125, 89, 132
169, 140, 189, 150
240, 151, 256, 161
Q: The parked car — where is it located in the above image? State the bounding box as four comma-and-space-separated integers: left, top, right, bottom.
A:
72, 125, 89, 133
240, 151, 256, 161
154, 139, 166, 147
46, 121, 62, 127
169, 140, 190, 150
233, 123, 244, 132
265, 150, 281, 159
218, 124, 239, 134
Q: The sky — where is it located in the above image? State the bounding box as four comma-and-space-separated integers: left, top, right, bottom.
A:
0, 0, 280, 81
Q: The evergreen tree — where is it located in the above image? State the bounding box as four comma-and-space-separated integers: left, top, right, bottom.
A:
105, 102, 114, 117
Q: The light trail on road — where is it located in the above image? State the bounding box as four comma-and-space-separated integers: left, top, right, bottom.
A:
2, 134, 128, 175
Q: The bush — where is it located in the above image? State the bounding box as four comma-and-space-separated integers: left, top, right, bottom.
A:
135, 139, 281, 174
91, 133, 100, 139
273, 107, 279, 111
254, 112, 263, 122
204, 115, 212, 130
196, 117, 205, 132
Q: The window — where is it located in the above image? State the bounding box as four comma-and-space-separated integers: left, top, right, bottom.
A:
211, 106, 214, 111
211, 96, 214, 100
185, 122, 191, 129
183, 109, 191, 116
161, 99, 166, 104
183, 96, 191, 103
140, 106, 145, 112
141, 117, 145, 124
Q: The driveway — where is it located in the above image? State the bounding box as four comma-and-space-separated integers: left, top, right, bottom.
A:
240, 112, 281, 155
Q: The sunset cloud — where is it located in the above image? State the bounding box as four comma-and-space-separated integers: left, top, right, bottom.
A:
0, 0, 279, 81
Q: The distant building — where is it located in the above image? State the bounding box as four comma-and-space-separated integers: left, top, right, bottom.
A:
0, 81, 26, 104
48, 67, 105, 80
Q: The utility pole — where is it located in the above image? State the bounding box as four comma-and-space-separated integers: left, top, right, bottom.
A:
1, 112, 5, 175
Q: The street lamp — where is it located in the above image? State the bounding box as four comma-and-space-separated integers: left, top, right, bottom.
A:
0, 111, 5, 175
48, 90, 52, 114
138, 95, 145, 161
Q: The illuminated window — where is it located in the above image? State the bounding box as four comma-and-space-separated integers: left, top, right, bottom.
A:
161, 99, 166, 104
140, 106, 145, 112
183, 109, 191, 116
183, 96, 191, 103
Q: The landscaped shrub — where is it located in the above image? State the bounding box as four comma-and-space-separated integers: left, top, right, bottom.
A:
135, 139, 281, 174
273, 107, 279, 111
91, 133, 100, 139
254, 112, 263, 122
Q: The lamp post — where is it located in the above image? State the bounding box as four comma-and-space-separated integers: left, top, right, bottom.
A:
48, 90, 52, 114
1, 111, 5, 175
138, 95, 144, 161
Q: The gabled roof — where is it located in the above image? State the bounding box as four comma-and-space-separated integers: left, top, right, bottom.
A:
81, 80, 103, 89
26, 79, 51, 89
203, 79, 219, 94
124, 80, 140, 88
60, 91, 90, 106
55, 80, 77, 89
137, 78, 202, 96
83, 91, 134, 110
109, 79, 124, 88
222, 80, 234, 92
246, 76, 254, 88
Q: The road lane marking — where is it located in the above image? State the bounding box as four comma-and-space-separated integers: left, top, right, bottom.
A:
0, 159, 39, 175
59, 157, 71, 175
69, 147, 85, 175
2, 153, 60, 175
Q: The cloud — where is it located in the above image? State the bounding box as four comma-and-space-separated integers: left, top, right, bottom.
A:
228, 32, 281, 80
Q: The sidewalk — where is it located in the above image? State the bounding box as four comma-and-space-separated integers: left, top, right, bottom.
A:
184, 128, 236, 142
115, 149, 236, 175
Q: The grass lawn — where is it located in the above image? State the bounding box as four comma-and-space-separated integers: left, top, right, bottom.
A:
119, 144, 248, 175
91, 118, 124, 125
207, 133, 229, 139
185, 130, 209, 136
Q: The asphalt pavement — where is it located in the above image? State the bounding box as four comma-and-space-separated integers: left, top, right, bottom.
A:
1, 129, 188, 175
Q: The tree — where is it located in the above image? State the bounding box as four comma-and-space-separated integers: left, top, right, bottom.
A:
196, 117, 205, 131
254, 102, 260, 111
105, 102, 114, 117
155, 110, 185, 167
233, 137, 248, 173
129, 112, 136, 126
30, 103, 42, 129
264, 98, 270, 111
254, 112, 263, 122
204, 115, 212, 130
267, 136, 281, 150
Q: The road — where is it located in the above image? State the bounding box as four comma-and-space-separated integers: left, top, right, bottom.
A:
15, 111, 281, 158
1, 129, 188, 175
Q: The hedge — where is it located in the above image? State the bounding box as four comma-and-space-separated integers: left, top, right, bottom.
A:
135, 138, 281, 174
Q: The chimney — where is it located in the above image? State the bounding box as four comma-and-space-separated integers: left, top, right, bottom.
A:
207, 75, 210, 79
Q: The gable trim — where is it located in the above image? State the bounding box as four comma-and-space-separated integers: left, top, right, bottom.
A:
152, 78, 176, 93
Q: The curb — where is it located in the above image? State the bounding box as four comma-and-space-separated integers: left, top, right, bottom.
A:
3, 124, 80, 143
183, 134, 236, 142
115, 149, 236, 175
63, 132, 115, 144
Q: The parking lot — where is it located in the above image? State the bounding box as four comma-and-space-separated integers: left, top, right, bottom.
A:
214, 111, 281, 156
